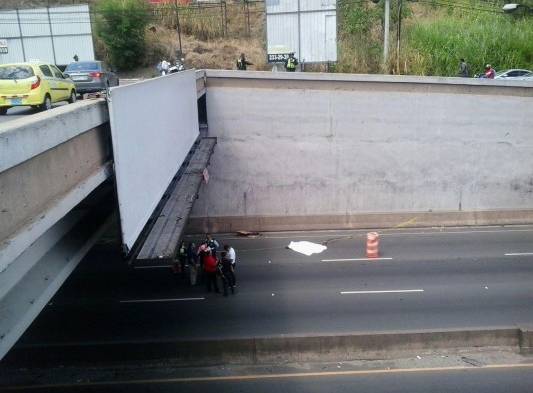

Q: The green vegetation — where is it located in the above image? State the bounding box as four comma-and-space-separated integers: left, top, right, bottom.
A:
405, 11, 533, 76
337, 0, 533, 76
95, 0, 151, 71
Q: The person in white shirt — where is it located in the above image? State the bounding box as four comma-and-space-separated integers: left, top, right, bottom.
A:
224, 244, 236, 267
224, 244, 237, 285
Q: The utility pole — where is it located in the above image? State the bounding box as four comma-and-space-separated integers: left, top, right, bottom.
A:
175, 0, 182, 55
396, 0, 403, 74
383, 0, 390, 65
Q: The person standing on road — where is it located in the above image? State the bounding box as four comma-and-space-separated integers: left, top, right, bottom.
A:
236, 53, 253, 71
187, 242, 199, 286
204, 250, 220, 293
224, 244, 237, 285
285, 53, 298, 72
219, 251, 236, 296
176, 241, 187, 279
197, 241, 210, 284
458, 58, 469, 77
160, 59, 170, 76
206, 234, 219, 256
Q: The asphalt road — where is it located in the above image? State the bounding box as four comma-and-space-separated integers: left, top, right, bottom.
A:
8, 225, 533, 347
0, 103, 67, 123
2, 365, 533, 392
0, 79, 138, 125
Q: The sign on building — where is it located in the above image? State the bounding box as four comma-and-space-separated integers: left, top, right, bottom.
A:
0, 39, 7, 54
266, 0, 337, 63
0, 4, 95, 66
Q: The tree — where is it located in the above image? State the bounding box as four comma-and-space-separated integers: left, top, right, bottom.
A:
96, 0, 151, 70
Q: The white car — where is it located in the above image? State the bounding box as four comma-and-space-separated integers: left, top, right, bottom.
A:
516, 72, 533, 82
494, 69, 533, 80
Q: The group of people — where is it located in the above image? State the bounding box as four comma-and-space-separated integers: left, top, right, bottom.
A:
458, 58, 495, 79
156, 58, 186, 76
237, 52, 299, 72
175, 234, 237, 297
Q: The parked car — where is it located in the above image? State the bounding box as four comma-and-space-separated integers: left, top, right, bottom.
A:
494, 69, 533, 80
0, 62, 76, 115
64, 61, 119, 95
516, 72, 533, 81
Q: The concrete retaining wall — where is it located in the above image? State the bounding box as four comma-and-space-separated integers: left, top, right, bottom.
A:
190, 71, 533, 232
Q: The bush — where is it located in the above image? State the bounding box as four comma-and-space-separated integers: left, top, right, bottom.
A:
405, 12, 533, 76
337, 0, 410, 74
95, 0, 152, 70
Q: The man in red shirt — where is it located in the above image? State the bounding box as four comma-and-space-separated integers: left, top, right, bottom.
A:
203, 251, 220, 293
484, 64, 495, 79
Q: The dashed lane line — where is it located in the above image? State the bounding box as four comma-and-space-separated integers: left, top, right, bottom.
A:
322, 257, 393, 262
340, 289, 424, 295
120, 298, 205, 303
133, 265, 172, 269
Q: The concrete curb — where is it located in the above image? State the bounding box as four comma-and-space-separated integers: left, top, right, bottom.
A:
3, 327, 532, 367
187, 210, 533, 234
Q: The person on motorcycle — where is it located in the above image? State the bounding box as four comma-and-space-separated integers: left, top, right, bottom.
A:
168, 58, 186, 74
484, 64, 495, 79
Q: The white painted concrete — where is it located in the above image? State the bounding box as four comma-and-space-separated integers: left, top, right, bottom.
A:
108, 70, 199, 252
0, 100, 108, 172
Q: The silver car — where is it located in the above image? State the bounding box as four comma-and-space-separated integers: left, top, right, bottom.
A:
494, 69, 533, 80
64, 61, 119, 94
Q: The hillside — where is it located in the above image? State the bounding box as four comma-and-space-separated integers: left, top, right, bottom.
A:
2, 0, 532, 76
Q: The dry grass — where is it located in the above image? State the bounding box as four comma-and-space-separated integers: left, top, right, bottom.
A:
143, 25, 268, 71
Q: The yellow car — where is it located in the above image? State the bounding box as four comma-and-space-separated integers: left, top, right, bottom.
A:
0, 62, 77, 115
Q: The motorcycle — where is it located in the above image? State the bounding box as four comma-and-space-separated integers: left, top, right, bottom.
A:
168, 58, 186, 74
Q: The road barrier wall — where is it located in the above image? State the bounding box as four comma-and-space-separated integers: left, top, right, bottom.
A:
190, 71, 533, 232
3, 327, 528, 367
0, 100, 111, 272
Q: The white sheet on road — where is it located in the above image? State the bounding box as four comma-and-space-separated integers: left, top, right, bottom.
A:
108, 70, 199, 253
288, 241, 327, 256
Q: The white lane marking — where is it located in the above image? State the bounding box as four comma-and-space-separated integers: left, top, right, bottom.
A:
133, 265, 172, 269
504, 252, 533, 256
340, 289, 424, 295
120, 298, 205, 303
322, 257, 393, 262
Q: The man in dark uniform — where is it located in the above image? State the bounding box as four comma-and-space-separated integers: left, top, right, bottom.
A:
219, 251, 236, 296
236, 53, 253, 70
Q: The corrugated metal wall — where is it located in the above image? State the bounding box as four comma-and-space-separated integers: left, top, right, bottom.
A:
0, 4, 94, 66
266, 0, 337, 63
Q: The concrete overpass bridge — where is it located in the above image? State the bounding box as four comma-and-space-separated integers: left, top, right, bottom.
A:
1, 70, 532, 360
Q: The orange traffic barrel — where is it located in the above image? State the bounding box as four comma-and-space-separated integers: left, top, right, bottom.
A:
366, 232, 379, 258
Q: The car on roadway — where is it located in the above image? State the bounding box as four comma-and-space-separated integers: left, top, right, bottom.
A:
0, 62, 77, 115
494, 69, 533, 80
64, 61, 119, 95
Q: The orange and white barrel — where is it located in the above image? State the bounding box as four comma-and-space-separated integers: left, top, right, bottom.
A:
366, 232, 379, 258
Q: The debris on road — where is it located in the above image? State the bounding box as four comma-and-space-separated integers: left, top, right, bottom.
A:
236, 230, 261, 237
287, 241, 327, 256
